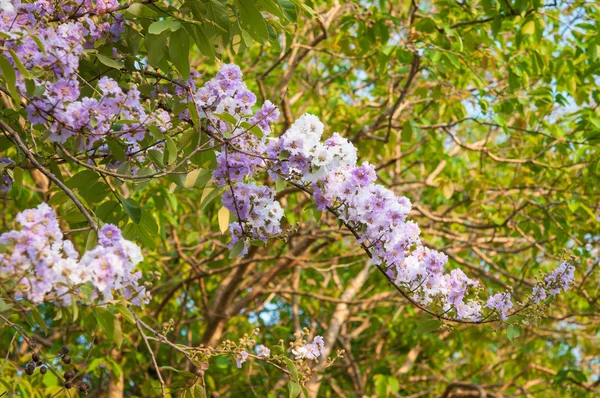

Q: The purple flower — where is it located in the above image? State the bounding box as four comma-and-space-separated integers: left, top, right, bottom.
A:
98, 76, 122, 96
292, 336, 326, 360
256, 345, 270, 358
235, 350, 248, 368
217, 64, 243, 82
235, 89, 257, 108
48, 79, 80, 102
531, 285, 547, 303
351, 162, 376, 186
544, 261, 575, 295
99, 224, 122, 247
0, 204, 149, 306
0, 157, 13, 193
485, 292, 513, 320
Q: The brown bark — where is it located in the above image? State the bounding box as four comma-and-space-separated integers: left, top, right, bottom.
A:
305, 262, 372, 398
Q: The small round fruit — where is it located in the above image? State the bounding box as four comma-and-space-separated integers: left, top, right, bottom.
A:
40, 366, 47, 375
64, 381, 72, 389
62, 355, 71, 364
32, 353, 40, 362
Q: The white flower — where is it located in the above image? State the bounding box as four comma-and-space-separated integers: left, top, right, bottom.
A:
293, 113, 324, 138
292, 346, 308, 359
311, 145, 334, 168
0, 0, 15, 14
122, 240, 143, 265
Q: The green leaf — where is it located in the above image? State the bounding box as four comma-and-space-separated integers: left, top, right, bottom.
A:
85, 229, 98, 251
148, 149, 165, 169
127, 3, 157, 18
66, 170, 100, 189
387, 376, 400, 394
8, 49, 31, 78
301, 385, 309, 398
160, 366, 196, 379
415, 319, 442, 335
0, 53, 20, 106
521, 20, 535, 36
185, 169, 210, 189
229, 239, 245, 259
258, 0, 286, 20
199, 187, 222, 211
31, 307, 48, 335
113, 316, 123, 348
94, 307, 116, 343
235, 0, 269, 44
415, 18, 436, 33
183, 0, 206, 20
188, 24, 217, 59
491, 16, 502, 38
507, 324, 522, 342
374, 374, 387, 398
287, 381, 301, 398
279, 0, 297, 22
164, 136, 178, 165
0, 298, 14, 313
122, 197, 142, 224
148, 20, 182, 35
214, 112, 238, 126
107, 139, 126, 162
282, 357, 299, 382
288, 0, 316, 16
96, 53, 123, 70
115, 304, 136, 325
169, 28, 191, 81
146, 32, 169, 67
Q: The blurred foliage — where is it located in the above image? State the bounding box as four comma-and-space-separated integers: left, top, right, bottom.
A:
1, 0, 600, 397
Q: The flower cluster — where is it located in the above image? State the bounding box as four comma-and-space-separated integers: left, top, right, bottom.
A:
0, 157, 13, 192
196, 65, 582, 322
271, 114, 485, 319
485, 292, 513, 320
234, 335, 325, 368
530, 261, 575, 303
0, 203, 150, 306
223, 182, 284, 256
197, 64, 282, 255
235, 344, 272, 368
0, 2, 167, 149
292, 336, 326, 361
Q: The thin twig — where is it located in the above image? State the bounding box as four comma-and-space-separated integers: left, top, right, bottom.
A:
0, 121, 98, 232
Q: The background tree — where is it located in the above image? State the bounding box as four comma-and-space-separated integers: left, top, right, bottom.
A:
0, 0, 599, 397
